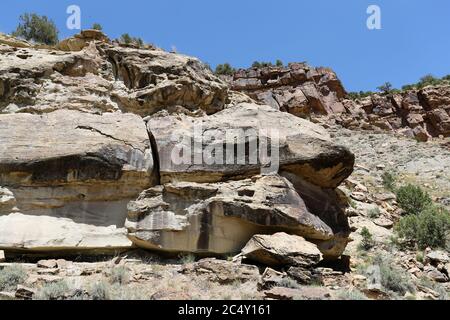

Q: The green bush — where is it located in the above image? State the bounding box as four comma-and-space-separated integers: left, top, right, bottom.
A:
395, 206, 450, 249
358, 227, 375, 251
346, 91, 374, 100
275, 59, 284, 67
215, 63, 235, 76
90, 281, 110, 300
377, 82, 394, 94
337, 289, 368, 300
396, 184, 432, 216
12, 13, 59, 45
92, 23, 103, 31
0, 265, 27, 291
118, 33, 144, 47
401, 74, 450, 91
278, 277, 301, 289
381, 171, 397, 191
370, 256, 415, 295
35, 280, 69, 300
367, 207, 381, 219
251, 61, 273, 68
179, 253, 196, 265
110, 266, 129, 285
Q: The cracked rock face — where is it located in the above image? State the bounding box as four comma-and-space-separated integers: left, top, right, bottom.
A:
125, 174, 349, 257
148, 103, 354, 189
222, 63, 346, 117
0, 32, 354, 259
0, 110, 155, 251
0, 35, 228, 117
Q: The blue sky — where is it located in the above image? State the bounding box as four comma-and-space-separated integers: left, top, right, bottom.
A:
1, 0, 449, 92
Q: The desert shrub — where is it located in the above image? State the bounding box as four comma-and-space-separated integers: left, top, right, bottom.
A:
0, 265, 27, 291
418, 74, 440, 88
179, 253, 196, 265
251, 61, 273, 68
337, 289, 368, 300
358, 227, 375, 251
419, 277, 448, 300
275, 59, 284, 67
367, 207, 381, 219
35, 280, 69, 300
346, 91, 374, 100
110, 266, 129, 285
395, 206, 450, 249
278, 277, 301, 289
215, 63, 235, 76
396, 184, 432, 216
381, 171, 397, 191
401, 74, 450, 91
118, 33, 144, 47
92, 23, 103, 31
416, 251, 424, 263
12, 13, 59, 45
377, 82, 393, 94
370, 256, 415, 295
90, 281, 110, 300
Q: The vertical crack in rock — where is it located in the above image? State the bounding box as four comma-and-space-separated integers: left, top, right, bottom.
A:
146, 126, 161, 186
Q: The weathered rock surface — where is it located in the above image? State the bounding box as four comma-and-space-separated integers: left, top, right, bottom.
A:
224, 64, 450, 140
56, 29, 109, 52
180, 258, 260, 284
103, 44, 228, 116
334, 87, 450, 139
126, 175, 348, 255
0, 110, 154, 235
241, 233, 322, 268
148, 102, 354, 188
222, 63, 346, 117
0, 32, 228, 117
0, 213, 132, 252
0, 32, 353, 260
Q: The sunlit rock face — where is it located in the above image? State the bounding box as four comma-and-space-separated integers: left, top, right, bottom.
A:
0, 31, 354, 259
0, 110, 154, 252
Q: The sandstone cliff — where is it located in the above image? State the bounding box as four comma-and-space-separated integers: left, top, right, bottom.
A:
0, 31, 354, 259
224, 64, 450, 142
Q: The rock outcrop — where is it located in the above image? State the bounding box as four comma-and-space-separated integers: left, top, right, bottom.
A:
223, 65, 450, 141
148, 103, 354, 188
0, 31, 354, 259
126, 175, 350, 256
0, 110, 154, 252
336, 87, 450, 140
0, 213, 132, 252
222, 63, 346, 117
0, 32, 228, 116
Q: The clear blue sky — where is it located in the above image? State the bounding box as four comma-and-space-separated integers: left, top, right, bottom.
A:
1, 0, 449, 92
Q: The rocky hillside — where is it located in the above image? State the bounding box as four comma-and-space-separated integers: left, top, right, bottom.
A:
223, 64, 450, 142
0, 31, 449, 301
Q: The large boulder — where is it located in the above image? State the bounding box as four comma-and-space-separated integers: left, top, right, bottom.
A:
103, 44, 228, 116
241, 233, 322, 268
148, 103, 354, 188
0, 110, 155, 236
125, 174, 348, 256
0, 32, 229, 117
